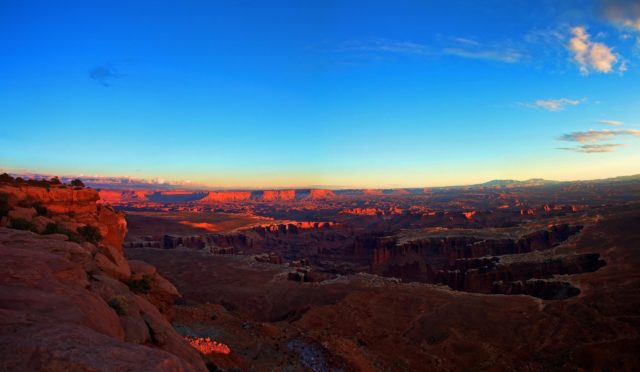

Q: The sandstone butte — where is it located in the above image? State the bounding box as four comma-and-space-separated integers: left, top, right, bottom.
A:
179, 189, 337, 203
0, 184, 209, 371
99, 189, 149, 204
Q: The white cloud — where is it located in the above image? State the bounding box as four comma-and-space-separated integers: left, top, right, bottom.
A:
598, 120, 624, 125
525, 98, 582, 111
560, 129, 640, 143
568, 26, 620, 74
558, 143, 623, 153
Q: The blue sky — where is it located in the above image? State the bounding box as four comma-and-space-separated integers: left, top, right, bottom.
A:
1, 0, 639, 188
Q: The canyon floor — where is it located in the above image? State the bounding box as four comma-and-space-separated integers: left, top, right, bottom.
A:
118, 177, 640, 370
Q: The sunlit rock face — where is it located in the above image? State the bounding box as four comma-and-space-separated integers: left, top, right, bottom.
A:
201, 191, 252, 202
1, 184, 128, 250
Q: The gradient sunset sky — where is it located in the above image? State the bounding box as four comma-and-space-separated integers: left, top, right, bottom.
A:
1, 0, 639, 188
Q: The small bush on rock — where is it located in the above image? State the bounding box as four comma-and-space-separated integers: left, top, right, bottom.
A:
127, 276, 152, 294
43, 222, 64, 235
10, 218, 38, 232
77, 225, 102, 244
0, 193, 9, 218
32, 201, 49, 217
107, 296, 129, 315
0, 173, 14, 183
70, 179, 85, 187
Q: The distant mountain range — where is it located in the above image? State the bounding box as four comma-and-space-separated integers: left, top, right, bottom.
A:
469, 178, 560, 188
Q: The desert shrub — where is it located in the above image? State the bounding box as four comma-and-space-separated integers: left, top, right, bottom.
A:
43, 222, 65, 235
32, 201, 49, 217
0, 173, 14, 183
206, 362, 220, 372
70, 179, 85, 187
49, 177, 61, 185
17, 199, 31, 208
65, 231, 83, 243
77, 225, 102, 244
10, 218, 38, 232
127, 276, 152, 294
0, 193, 9, 218
15, 199, 49, 217
107, 296, 129, 315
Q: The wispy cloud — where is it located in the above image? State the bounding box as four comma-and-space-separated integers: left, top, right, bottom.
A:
333, 37, 523, 63
598, 119, 624, 125
442, 47, 522, 63
559, 129, 640, 143
557, 143, 624, 153
89, 62, 125, 87
600, 0, 640, 31
452, 37, 482, 46
568, 26, 620, 74
335, 39, 429, 55
443, 37, 523, 63
523, 98, 582, 111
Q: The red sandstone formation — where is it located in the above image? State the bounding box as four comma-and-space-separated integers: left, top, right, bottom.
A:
0, 184, 206, 371
201, 191, 252, 202
185, 336, 231, 355
308, 189, 336, 199
263, 189, 297, 201
99, 189, 149, 204
392, 189, 411, 195
200, 189, 337, 203
363, 189, 383, 195
1, 184, 127, 248
341, 208, 381, 216
463, 211, 476, 219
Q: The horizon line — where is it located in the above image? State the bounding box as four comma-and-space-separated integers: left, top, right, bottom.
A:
3, 169, 639, 191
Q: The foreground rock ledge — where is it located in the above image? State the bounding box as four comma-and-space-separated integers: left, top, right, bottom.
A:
0, 227, 207, 371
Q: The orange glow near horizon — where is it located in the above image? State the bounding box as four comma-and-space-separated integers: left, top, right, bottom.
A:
4, 152, 640, 190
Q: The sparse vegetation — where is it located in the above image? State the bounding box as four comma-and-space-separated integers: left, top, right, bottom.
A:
0, 193, 9, 218
43, 222, 64, 235
127, 276, 152, 294
0, 174, 66, 189
107, 295, 129, 315
0, 173, 14, 183
70, 179, 85, 187
43, 222, 82, 241
10, 218, 38, 232
77, 225, 102, 244
16, 199, 49, 217
33, 202, 49, 217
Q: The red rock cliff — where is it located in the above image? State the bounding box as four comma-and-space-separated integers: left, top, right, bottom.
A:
1, 184, 128, 249
0, 184, 207, 371
201, 191, 252, 202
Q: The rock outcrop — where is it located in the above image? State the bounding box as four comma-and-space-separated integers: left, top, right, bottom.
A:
0, 184, 207, 371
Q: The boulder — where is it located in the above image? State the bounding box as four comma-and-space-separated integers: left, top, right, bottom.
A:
8, 207, 36, 221
95, 252, 131, 281
130, 259, 157, 278
31, 215, 55, 233
101, 243, 132, 279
